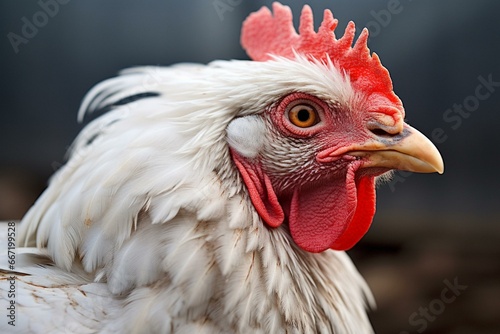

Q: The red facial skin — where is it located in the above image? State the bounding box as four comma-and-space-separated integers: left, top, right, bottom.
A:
231, 92, 395, 253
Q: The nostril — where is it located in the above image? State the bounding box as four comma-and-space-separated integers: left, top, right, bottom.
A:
367, 119, 403, 138
370, 128, 393, 137
368, 124, 402, 138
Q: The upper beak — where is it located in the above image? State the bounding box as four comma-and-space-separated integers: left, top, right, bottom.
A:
348, 124, 444, 174
317, 124, 444, 174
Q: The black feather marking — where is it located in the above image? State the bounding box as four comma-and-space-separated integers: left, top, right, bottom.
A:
90, 92, 160, 119
85, 119, 121, 147
111, 92, 160, 107
80, 92, 159, 147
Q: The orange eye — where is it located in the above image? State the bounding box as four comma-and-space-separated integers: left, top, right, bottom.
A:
288, 104, 319, 128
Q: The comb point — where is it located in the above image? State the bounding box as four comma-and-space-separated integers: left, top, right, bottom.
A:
320, 9, 337, 32
298, 5, 314, 36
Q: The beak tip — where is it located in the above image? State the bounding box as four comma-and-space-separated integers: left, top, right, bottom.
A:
434, 155, 445, 175
423, 151, 444, 175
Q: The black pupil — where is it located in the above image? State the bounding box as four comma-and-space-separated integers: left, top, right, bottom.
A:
297, 109, 311, 122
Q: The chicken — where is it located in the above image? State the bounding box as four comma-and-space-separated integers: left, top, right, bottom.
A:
1, 3, 443, 333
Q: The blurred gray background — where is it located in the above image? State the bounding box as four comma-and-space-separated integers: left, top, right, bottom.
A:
1, 1, 499, 333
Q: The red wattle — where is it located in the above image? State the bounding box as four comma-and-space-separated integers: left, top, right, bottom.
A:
231, 153, 284, 228
288, 163, 376, 253
231, 150, 376, 253
330, 177, 376, 250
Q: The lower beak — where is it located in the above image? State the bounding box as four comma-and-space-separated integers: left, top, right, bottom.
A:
347, 124, 444, 174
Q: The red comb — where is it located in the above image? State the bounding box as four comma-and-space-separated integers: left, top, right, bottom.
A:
241, 2, 402, 112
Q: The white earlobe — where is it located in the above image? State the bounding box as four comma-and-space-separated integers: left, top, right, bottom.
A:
226, 115, 266, 159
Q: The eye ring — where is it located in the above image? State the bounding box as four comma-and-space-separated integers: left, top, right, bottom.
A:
287, 103, 319, 128
274, 93, 326, 137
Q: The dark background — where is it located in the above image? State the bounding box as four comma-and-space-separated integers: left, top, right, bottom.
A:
1, 1, 499, 333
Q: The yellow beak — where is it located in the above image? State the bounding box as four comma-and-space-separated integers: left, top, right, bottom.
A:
348, 124, 444, 174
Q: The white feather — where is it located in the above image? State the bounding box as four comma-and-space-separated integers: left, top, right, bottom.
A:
227, 115, 266, 158
3, 55, 376, 333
